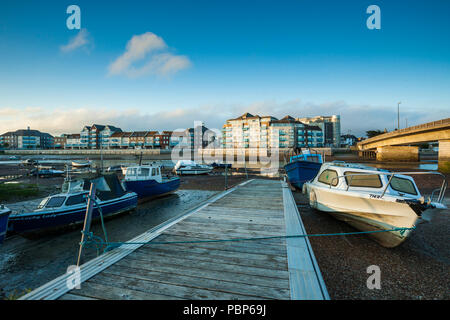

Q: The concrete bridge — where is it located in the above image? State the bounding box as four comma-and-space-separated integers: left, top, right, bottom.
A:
357, 118, 450, 172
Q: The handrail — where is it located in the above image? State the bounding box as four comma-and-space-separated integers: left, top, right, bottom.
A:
328, 171, 447, 204
358, 117, 450, 146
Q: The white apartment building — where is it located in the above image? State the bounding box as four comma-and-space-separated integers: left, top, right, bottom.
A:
222, 113, 323, 150
296, 115, 341, 147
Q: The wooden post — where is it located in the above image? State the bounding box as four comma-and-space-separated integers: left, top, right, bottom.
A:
76, 183, 96, 267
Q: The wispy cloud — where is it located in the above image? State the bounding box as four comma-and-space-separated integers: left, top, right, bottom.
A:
60, 29, 91, 53
108, 32, 191, 78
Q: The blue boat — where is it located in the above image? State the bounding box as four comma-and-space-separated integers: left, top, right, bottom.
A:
0, 205, 11, 244
7, 173, 138, 234
284, 151, 323, 189
123, 165, 180, 202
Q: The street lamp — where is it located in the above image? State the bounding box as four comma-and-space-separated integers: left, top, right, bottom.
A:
397, 102, 401, 130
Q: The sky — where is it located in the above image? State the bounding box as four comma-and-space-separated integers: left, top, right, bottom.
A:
0, 0, 449, 137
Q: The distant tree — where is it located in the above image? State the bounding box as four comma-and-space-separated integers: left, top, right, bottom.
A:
366, 130, 384, 138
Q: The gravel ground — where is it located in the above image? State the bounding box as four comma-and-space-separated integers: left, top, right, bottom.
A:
293, 191, 450, 300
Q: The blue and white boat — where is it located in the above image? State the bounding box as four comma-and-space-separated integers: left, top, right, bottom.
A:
123, 165, 180, 202
0, 205, 11, 244
284, 150, 323, 189
6, 174, 138, 234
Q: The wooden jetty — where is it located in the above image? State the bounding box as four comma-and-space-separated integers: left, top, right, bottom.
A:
20, 179, 329, 300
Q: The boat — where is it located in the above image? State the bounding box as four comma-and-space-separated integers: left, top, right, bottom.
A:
302, 162, 447, 248
0, 205, 11, 244
173, 160, 213, 175
30, 166, 64, 178
71, 160, 92, 168
6, 173, 138, 234
123, 165, 180, 202
284, 149, 323, 189
106, 165, 127, 174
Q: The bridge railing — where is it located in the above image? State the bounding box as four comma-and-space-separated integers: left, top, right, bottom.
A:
358, 117, 450, 146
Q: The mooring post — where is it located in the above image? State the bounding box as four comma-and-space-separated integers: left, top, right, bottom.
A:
76, 183, 96, 267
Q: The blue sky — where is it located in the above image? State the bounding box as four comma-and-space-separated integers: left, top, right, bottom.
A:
0, 0, 449, 136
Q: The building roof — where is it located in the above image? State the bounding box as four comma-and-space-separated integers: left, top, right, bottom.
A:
1, 129, 53, 138
66, 134, 81, 139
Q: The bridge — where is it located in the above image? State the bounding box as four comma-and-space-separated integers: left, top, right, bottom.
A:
357, 118, 450, 172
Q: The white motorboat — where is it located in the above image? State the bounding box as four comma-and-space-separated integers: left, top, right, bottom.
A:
173, 160, 213, 175
303, 162, 447, 248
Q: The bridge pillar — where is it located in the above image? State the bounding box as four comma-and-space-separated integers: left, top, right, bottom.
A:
438, 140, 450, 173
376, 146, 419, 162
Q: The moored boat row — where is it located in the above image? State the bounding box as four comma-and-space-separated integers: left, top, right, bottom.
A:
0, 162, 181, 241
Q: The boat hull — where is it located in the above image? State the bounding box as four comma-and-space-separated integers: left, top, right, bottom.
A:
176, 168, 212, 175
306, 185, 420, 247
124, 177, 180, 202
0, 208, 11, 244
7, 193, 138, 234
285, 160, 322, 189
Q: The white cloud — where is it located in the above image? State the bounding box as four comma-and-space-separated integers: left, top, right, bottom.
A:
60, 29, 91, 53
108, 32, 191, 78
0, 101, 447, 137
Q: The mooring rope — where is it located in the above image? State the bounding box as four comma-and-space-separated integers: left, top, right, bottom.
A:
80, 203, 416, 255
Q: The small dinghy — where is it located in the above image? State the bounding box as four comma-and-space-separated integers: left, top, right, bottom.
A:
174, 160, 213, 175
123, 165, 180, 202
303, 162, 447, 248
71, 160, 92, 168
0, 205, 11, 244
284, 149, 323, 189
7, 173, 138, 235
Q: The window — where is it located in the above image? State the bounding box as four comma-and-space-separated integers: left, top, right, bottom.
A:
139, 168, 150, 177
65, 194, 87, 206
152, 168, 156, 176
390, 176, 418, 195
344, 171, 382, 188
45, 196, 66, 208
318, 169, 339, 186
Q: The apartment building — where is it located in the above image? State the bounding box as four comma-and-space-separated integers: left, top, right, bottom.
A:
296, 115, 341, 147
80, 124, 123, 149
0, 128, 54, 149
222, 113, 323, 150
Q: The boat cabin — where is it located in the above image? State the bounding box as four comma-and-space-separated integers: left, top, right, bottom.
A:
312, 163, 421, 199
125, 165, 162, 183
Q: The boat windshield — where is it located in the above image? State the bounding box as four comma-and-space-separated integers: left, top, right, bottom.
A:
37, 198, 49, 209
344, 171, 382, 188
45, 196, 67, 208
389, 176, 418, 195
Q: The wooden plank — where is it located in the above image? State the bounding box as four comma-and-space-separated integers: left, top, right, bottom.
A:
184, 215, 285, 228
130, 248, 288, 271
151, 234, 288, 255
127, 251, 289, 280
167, 222, 286, 238
89, 272, 264, 300
113, 257, 290, 289
102, 265, 290, 299
138, 244, 288, 267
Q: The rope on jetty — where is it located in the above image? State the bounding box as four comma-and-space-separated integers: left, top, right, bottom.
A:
79, 205, 416, 255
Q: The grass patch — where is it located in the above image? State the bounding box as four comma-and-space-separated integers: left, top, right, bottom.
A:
0, 183, 40, 201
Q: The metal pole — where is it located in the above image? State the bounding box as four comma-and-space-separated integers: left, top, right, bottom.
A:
225, 163, 228, 190
77, 183, 96, 267
397, 102, 401, 130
